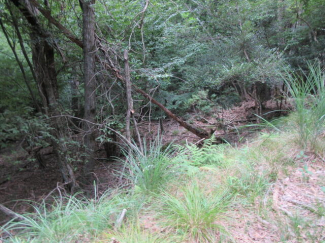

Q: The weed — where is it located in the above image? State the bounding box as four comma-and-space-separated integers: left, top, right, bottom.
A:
289, 214, 309, 239
227, 172, 269, 203
172, 130, 180, 136
315, 201, 325, 217
299, 165, 312, 183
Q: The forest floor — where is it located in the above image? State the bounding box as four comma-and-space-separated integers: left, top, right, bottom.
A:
1, 99, 324, 242
0, 99, 265, 224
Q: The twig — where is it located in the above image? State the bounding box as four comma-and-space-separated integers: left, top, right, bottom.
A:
285, 198, 318, 213
279, 206, 293, 217
194, 138, 205, 145
115, 208, 127, 230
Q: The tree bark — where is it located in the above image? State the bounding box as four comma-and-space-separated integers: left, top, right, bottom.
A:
124, 50, 133, 143
80, 0, 97, 183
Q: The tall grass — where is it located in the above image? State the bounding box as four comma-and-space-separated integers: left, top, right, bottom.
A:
284, 63, 325, 150
1, 190, 138, 243
120, 137, 175, 193
160, 182, 233, 242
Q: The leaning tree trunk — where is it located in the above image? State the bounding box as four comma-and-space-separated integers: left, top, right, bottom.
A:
81, 0, 97, 183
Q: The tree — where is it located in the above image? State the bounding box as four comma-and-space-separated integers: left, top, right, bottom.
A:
80, 0, 97, 183
7, 0, 79, 192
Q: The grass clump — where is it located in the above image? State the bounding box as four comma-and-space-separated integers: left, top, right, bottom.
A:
1, 190, 136, 243
283, 62, 325, 151
120, 137, 175, 193
160, 182, 233, 242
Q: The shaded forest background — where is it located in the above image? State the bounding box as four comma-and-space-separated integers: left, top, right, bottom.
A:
0, 0, 325, 192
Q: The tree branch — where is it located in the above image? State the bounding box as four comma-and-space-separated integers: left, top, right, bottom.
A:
0, 204, 25, 221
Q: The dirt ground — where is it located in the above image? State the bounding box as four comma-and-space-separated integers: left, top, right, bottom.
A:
0, 146, 122, 224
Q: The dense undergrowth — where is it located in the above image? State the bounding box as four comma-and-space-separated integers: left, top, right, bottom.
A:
1, 65, 325, 242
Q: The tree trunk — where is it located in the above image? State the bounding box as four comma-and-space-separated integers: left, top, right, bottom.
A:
31, 35, 79, 192
9, 0, 79, 192
6, 0, 40, 100
124, 50, 133, 143
81, 0, 97, 183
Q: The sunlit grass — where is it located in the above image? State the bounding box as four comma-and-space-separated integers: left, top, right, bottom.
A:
2, 119, 324, 242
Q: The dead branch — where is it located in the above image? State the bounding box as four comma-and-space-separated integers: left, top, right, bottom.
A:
0, 204, 25, 221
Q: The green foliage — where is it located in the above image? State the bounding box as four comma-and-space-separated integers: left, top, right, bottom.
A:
160, 182, 233, 242
283, 62, 325, 150
0, 110, 52, 150
97, 118, 124, 144
0, 34, 38, 112
1, 189, 147, 243
119, 137, 175, 193
174, 138, 228, 167
187, 90, 216, 115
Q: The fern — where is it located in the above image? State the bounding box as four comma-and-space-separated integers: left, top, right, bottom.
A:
174, 137, 228, 167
